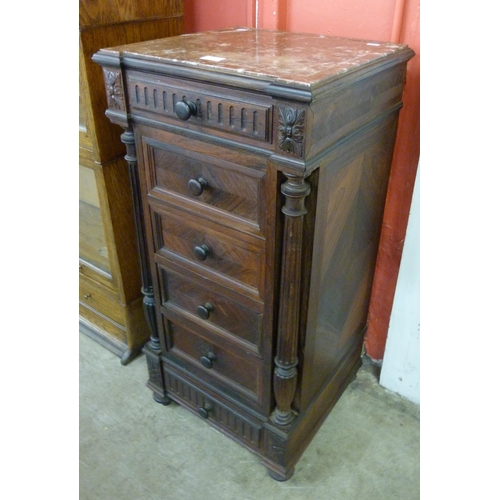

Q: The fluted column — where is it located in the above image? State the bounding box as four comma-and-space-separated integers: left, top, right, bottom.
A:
120, 129, 158, 344
271, 174, 310, 426
121, 129, 170, 404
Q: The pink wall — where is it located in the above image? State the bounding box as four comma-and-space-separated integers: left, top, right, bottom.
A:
182, 0, 420, 361
365, 0, 420, 360
286, 0, 396, 40
184, 0, 250, 33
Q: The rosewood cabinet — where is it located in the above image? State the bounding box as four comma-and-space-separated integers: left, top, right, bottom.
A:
79, 0, 184, 364
93, 28, 413, 478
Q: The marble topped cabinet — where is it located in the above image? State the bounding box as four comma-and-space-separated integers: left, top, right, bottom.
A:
93, 28, 414, 479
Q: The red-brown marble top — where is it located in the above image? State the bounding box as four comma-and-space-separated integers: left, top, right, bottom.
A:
102, 28, 409, 88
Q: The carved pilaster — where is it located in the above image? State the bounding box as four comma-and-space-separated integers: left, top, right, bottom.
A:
121, 129, 170, 405
120, 129, 158, 344
271, 175, 311, 426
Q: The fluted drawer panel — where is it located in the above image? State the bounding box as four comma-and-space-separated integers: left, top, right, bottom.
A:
127, 72, 272, 143
164, 369, 263, 449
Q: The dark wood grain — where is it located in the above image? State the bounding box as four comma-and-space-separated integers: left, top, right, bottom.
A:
159, 266, 263, 349
299, 115, 399, 410
152, 204, 265, 295
148, 141, 262, 224
164, 319, 264, 405
271, 175, 310, 426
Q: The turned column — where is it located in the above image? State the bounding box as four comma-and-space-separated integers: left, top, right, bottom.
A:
271, 174, 311, 426
120, 129, 159, 346
121, 129, 171, 404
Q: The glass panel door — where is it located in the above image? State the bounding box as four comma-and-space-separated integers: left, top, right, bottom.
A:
79, 164, 111, 275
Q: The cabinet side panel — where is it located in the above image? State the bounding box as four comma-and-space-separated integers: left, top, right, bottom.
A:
308, 63, 408, 160
300, 115, 399, 409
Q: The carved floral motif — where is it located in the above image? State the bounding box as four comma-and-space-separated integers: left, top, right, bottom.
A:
104, 69, 125, 110
277, 105, 305, 156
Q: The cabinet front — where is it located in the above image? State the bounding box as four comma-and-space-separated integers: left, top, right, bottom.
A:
135, 124, 277, 415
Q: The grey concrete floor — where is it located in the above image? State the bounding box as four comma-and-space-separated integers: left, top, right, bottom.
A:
80, 331, 419, 500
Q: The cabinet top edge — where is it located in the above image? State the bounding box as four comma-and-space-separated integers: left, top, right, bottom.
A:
92, 28, 414, 92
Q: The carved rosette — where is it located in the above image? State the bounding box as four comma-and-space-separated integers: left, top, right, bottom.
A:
271, 174, 311, 426
277, 105, 305, 157
104, 68, 125, 111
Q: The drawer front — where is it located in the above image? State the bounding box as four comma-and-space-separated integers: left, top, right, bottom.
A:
164, 319, 263, 405
163, 368, 263, 451
79, 303, 127, 343
159, 267, 263, 350
152, 205, 265, 296
79, 274, 124, 326
145, 139, 264, 227
128, 72, 273, 144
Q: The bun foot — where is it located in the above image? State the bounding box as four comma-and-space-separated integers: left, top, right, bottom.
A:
267, 466, 294, 481
153, 393, 172, 405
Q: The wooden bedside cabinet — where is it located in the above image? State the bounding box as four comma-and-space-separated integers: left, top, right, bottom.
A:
93, 28, 414, 479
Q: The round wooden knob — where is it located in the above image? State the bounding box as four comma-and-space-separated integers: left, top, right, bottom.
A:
200, 352, 216, 369
174, 99, 197, 120
194, 244, 210, 261
188, 177, 208, 196
198, 403, 213, 419
197, 302, 214, 320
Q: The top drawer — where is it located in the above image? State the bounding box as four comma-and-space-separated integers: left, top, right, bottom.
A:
126, 71, 273, 144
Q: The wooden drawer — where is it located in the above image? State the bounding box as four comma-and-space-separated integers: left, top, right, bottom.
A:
79, 303, 127, 344
127, 71, 273, 144
144, 137, 265, 228
159, 266, 263, 351
151, 203, 265, 297
163, 367, 264, 451
163, 318, 264, 406
79, 274, 124, 326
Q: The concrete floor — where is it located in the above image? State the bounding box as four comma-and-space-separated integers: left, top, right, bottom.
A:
80, 331, 419, 500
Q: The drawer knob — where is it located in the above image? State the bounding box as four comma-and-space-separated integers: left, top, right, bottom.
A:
197, 302, 214, 320
84, 293, 91, 299
198, 403, 213, 419
200, 351, 217, 369
188, 177, 208, 196
194, 244, 210, 261
175, 99, 197, 121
